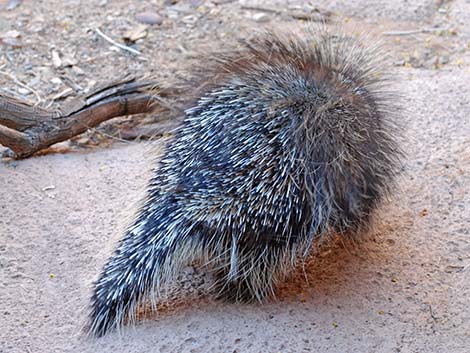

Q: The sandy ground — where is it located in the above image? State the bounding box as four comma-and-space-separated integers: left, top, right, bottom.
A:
1, 1, 470, 352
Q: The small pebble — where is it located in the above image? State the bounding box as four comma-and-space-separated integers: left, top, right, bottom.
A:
440, 55, 449, 65
17, 88, 30, 95
394, 60, 406, 67
135, 12, 164, 25
52, 50, 62, 68
190, 0, 203, 7
62, 57, 78, 67
252, 13, 270, 22
50, 77, 62, 85
72, 66, 85, 75
5, 0, 21, 10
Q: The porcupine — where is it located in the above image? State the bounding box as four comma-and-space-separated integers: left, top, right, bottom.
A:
88, 28, 402, 336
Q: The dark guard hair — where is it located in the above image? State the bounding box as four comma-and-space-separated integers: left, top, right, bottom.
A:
88, 28, 402, 336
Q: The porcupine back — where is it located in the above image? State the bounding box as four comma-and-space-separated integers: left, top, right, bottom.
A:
88, 29, 402, 336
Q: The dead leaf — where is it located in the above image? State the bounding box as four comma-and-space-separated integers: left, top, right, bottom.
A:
123, 24, 148, 42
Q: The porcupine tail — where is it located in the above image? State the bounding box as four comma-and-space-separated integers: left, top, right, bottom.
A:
87, 202, 200, 337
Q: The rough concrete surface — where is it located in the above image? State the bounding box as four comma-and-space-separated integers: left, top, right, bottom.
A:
1, 0, 469, 352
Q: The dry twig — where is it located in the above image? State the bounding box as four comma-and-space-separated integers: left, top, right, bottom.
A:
382, 27, 450, 36
241, 5, 330, 21
0, 76, 181, 158
94, 28, 142, 55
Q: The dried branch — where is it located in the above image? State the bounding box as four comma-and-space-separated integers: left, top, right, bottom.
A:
0, 76, 182, 159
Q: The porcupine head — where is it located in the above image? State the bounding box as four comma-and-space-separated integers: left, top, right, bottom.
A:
88, 28, 401, 336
